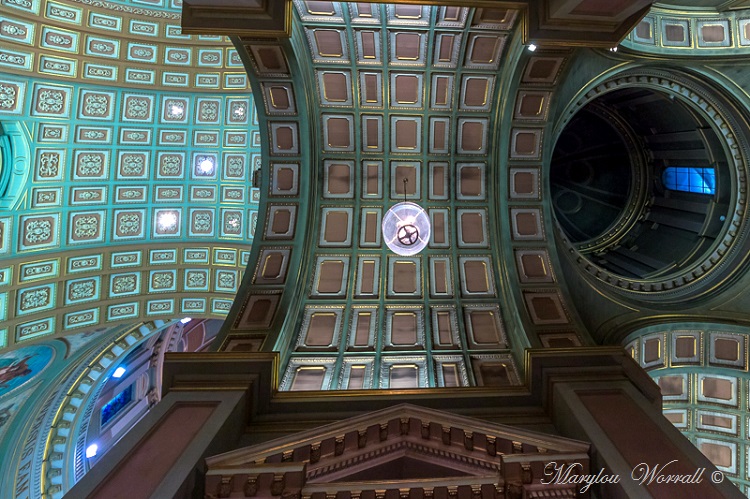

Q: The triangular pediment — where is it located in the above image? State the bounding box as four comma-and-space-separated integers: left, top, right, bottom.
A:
205, 404, 589, 498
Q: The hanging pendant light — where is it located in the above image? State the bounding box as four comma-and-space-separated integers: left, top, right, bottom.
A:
382, 178, 430, 256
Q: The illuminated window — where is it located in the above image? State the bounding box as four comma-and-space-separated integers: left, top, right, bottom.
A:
662, 167, 715, 195
101, 385, 133, 426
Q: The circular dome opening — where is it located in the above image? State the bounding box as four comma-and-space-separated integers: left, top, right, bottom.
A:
551, 85, 733, 284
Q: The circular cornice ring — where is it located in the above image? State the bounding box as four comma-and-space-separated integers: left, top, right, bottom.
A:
552, 68, 750, 302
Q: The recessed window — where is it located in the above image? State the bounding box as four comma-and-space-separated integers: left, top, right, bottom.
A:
101, 384, 133, 427
662, 167, 715, 195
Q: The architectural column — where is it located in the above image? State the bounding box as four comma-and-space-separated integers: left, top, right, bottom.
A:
64, 353, 277, 499
534, 349, 745, 498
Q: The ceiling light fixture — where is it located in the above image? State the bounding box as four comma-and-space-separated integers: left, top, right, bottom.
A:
527, 43, 537, 52
157, 211, 178, 230
195, 156, 215, 176
382, 178, 430, 256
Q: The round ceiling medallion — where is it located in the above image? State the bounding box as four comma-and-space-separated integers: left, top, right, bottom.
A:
382, 202, 430, 256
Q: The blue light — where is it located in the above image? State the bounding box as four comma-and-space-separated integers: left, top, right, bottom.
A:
663, 167, 715, 195
112, 366, 126, 378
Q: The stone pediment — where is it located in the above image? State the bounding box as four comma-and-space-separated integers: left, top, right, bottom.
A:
205, 404, 589, 498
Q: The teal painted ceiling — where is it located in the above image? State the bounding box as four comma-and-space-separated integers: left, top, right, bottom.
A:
0, 0, 262, 349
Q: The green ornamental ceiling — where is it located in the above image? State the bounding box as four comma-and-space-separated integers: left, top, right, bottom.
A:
0, 0, 261, 349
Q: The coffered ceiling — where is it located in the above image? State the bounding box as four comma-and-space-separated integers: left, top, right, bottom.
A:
0, 0, 261, 349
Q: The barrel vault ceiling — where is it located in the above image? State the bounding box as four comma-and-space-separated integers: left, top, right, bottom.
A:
0, 0, 261, 350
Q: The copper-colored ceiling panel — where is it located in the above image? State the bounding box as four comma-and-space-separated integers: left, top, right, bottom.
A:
305, 1, 336, 16
269, 86, 291, 110
317, 261, 345, 294
394, 5, 422, 19
479, 363, 510, 386
443, 7, 461, 22
432, 260, 448, 295
275, 126, 296, 151
394, 165, 417, 195
360, 31, 377, 59
275, 166, 296, 192
270, 209, 292, 235
314, 29, 344, 57
701, 25, 725, 43
326, 162, 351, 195
437, 34, 455, 62
475, 8, 509, 24
526, 295, 566, 323
246, 298, 273, 322
520, 253, 548, 279
326, 117, 351, 148
364, 117, 380, 149
699, 442, 733, 468
391, 312, 418, 345
262, 252, 285, 279
460, 212, 485, 245
431, 164, 446, 198
389, 365, 418, 388
441, 365, 460, 387
431, 119, 448, 153
306, 312, 337, 346
468, 311, 500, 345
361, 72, 382, 107
658, 376, 684, 396
459, 121, 485, 151
364, 162, 381, 197
394, 32, 421, 60
459, 166, 483, 197
353, 312, 372, 346
359, 260, 377, 295
394, 119, 418, 150
431, 211, 446, 245
468, 35, 500, 64
393, 261, 417, 293
524, 58, 562, 83
675, 336, 696, 358
324, 211, 349, 243
516, 92, 548, 119
356, 3, 373, 17
321, 72, 349, 102
644, 338, 661, 363
362, 211, 379, 244
463, 78, 488, 107
714, 338, 740, 362
701, 377, 734, 400
514, 131, 538, 155
514, 211, 540, 237
665, 24, 686, 43
435, 311, 452, 345
394, 75, 419, 104
701, 415, 732, 429
512, 171, 536, 196
433, 76, 450, 106
255, 46, 286, 72
290, 367, 325, 390
463, 260, 489, 293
